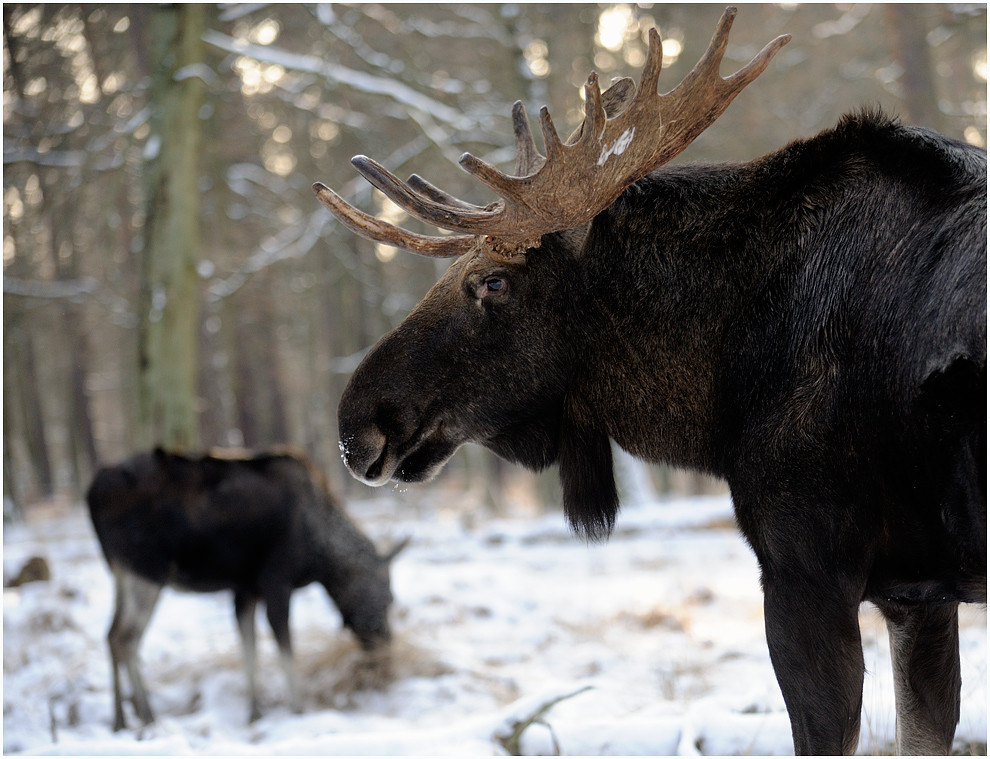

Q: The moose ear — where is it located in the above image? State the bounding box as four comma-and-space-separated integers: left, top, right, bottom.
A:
559, 406, 619, 542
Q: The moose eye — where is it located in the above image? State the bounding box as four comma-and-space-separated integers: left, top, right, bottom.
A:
478, 276, 508, 299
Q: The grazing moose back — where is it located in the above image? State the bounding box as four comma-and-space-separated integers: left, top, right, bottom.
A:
313, 7, 985, 754
87, 448, 405, 729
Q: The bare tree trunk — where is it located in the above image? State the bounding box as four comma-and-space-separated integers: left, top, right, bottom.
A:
883, 5, 945, 132
10, 332, 55, 499
2, 8, 27, 103
261, 322, 290, 444
42, 186, 99, 486
233, 310, 262, 448
317, 248, 343, 481
198, 302, 229, 448
69, 350, 99, 472
3, 434, 23, 522
137, 3, 207, 450
233, 288, 291, 449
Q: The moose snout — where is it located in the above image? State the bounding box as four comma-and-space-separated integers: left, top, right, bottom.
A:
340, 370, 427, 485
339, 426, 390, 485
357, 625, 391, 652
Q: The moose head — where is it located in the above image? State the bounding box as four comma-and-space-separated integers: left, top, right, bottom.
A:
315, 8, 789, 539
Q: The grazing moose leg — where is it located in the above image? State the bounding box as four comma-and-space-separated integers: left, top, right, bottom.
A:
876, 600, 960, 755
263, 586, 300, 713
234, 591, 262, 723
762, 575, 865, 755
107, 566, 161, 730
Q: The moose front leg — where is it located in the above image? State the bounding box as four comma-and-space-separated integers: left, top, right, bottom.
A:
762, 576, 865, 755
107, 567, 162, 731
876, 600, 960, 755
263, 585, 301, 714
234, 592, 262, 723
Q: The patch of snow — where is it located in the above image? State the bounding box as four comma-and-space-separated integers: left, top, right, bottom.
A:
3, 494, 986, 755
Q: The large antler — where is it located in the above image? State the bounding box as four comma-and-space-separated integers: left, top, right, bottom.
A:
314, 7, 789, 259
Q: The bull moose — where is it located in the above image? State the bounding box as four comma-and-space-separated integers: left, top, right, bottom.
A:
87, 447, 406, 730
312, 7, 986, 756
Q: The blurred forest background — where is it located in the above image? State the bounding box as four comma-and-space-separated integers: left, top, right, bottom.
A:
3, 3, 987, 519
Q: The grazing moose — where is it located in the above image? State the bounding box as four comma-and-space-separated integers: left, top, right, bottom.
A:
86, 447, 406, 730
313, 7, 986, 756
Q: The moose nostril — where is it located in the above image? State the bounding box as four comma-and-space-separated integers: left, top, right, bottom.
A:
364, 442, 389, 482
339, 427, 389, 482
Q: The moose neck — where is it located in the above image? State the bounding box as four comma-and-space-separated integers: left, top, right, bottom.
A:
316, 503, 377, 583
571, 158, 798, 478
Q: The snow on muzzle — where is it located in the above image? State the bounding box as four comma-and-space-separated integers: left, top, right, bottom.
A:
339, 416, 461, 487
338, 427, 393, 486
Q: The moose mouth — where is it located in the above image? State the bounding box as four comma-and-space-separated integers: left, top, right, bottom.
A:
341, 423, 460, 487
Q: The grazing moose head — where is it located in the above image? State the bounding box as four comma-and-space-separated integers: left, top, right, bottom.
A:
314, 7, 986, 755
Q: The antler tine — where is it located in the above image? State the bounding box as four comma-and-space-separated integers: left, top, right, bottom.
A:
565, 76, 636, 145
312, 182, 473, 258
688, 6, 734, 87
458, 153, 526, 203
538, 106, 566, 162
636, 27, 665, 103
351, 155, 501, 233
663, 7, 791, 105
722, 30, 792, 93
577, 73, 606, 148
407, 174, 488, 211
512, 101, 546, 175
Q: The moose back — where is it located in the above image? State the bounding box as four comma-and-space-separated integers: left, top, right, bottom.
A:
314, 8, 986, 756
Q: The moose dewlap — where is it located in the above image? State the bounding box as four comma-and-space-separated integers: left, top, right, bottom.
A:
314, 7, 986, 756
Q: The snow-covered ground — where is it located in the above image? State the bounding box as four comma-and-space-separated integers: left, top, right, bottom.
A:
3, 491, 986, 755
